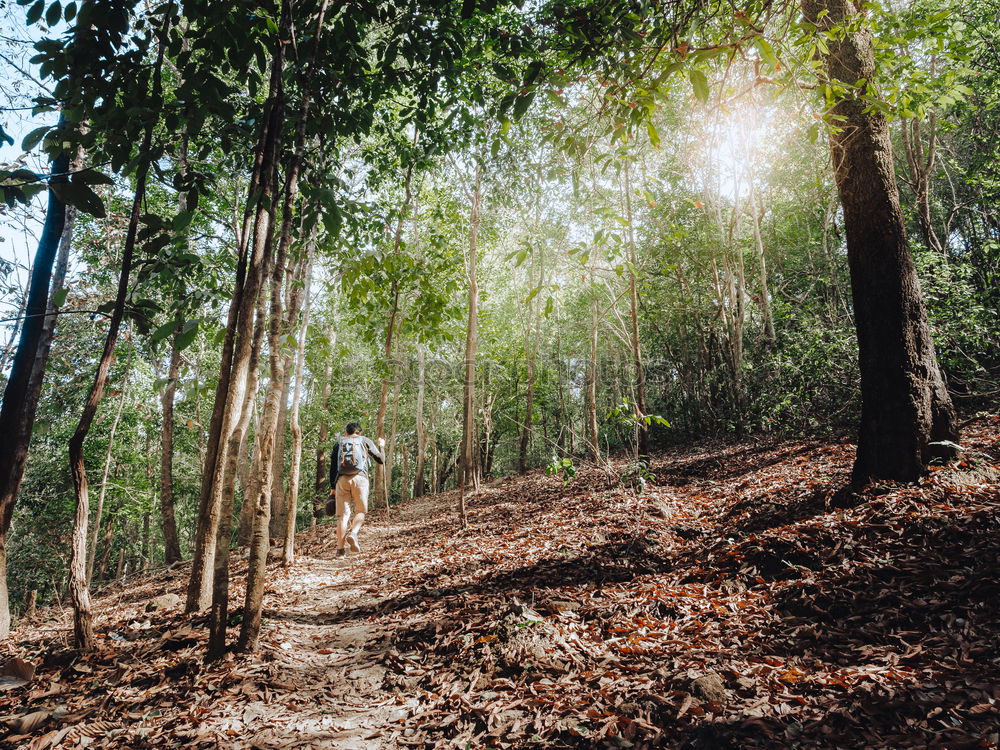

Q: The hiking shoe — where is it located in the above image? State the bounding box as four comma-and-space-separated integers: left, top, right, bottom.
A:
346, 534, 361, 553
335, 548, 346, 559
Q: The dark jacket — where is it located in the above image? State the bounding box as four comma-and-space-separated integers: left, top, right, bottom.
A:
330, 434, 384, 487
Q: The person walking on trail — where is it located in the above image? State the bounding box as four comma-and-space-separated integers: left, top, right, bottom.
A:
329, 422, 384, 558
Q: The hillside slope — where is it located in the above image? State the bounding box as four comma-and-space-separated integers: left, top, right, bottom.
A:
2, 416, 999, 749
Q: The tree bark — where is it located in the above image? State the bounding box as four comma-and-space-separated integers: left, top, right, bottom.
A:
803, 0, 958, 482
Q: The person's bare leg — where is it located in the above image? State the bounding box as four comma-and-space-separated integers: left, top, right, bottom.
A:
337, 504, 350, 551
346, 476, 367, 552
349, 511, 365, 539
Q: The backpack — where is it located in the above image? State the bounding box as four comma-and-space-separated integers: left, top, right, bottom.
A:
338, 435, 368, 475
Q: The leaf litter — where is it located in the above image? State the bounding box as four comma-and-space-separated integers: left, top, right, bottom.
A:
2, 415, 999, 748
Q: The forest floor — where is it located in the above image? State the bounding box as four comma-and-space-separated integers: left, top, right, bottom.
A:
2, 414, 1000, 749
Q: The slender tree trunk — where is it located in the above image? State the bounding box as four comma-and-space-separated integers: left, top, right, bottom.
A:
282, 261, 312, 565
748, 180, 776, 347
159, 332, 183, 564
86, 383, 127, 586
413, 343, 427, 497
375, 157, 417, 512
459, 162, 482, 525
803, 0, 958, 482
901, 114, 945, 257
385, 333, 404, 505
623, 159, 648, 457
160, 125, 192, 567
235, 0, 320, 653
268, 387, 290, 538
67, 27, 169, 646
518, 278, 537, 474
186, 24, 284, 614
313, 330, 334, 519
586, 278, 601, 462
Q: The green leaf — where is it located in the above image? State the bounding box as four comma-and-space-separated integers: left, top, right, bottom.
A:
755, 36, 777, 67
646, 120, 661, 149
45, 0, 60, 27
53, 287, 68, 306
690, 69, 710, 103
512, 91, 535, 120
172, 210, 194, 232
25, 0, 44, 24
21, 125, 50, 152
71, 168, 113, 185
176, 319, 199, 351
50, 181, 106, 218
151, 319, 180, 344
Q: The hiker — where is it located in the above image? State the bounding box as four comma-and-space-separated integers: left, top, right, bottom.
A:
329, 422, 384, 558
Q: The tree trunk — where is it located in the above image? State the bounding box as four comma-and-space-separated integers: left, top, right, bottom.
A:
413, 343, 427, 497
313, 330, 334, 519
186, 25, 284, 614
803, 0, 958, 482
748, 179, 776, 347
0, 148, 69, 640
375, 159, 417, 512
901, 114, 945, 257
385, 333, 404, 505
623, 159, 648, 457
283, 260, 312, 564
67, 28, 168, 646
459, 162, 482, 525
86, 383, 127, 586
234, 0, 320, 652
159, 331, 183, 564
205, 98, 284, 654
268, 386, 290, 538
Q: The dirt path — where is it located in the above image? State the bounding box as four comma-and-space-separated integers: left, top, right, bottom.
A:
189, 492, 461, 749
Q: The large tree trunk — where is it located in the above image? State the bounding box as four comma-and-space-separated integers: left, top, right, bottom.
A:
803, 0, 958, 483
0, 149, 69, 639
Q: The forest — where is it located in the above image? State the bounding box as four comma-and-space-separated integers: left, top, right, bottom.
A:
1, 0, 999, 746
